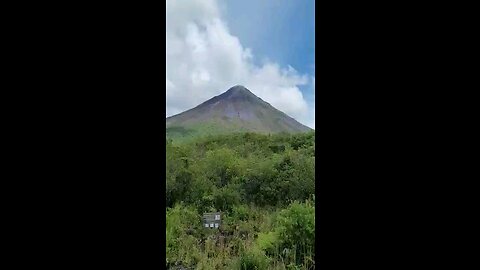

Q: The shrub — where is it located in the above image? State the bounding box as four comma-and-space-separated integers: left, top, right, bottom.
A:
255, 231, 279, 257
231, 204, 250, 221
275, 200, 315, 267
166, 204, 202, 266
237, 247, 269, 270
213, 185, 242, 212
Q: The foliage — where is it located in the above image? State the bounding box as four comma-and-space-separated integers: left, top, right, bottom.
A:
275, 200, 315, 267
166, 131, 315, 269
237, 247, 270, 270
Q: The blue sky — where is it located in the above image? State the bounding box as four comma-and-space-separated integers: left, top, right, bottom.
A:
222, 0, 315, 76
167, 0, 315, 128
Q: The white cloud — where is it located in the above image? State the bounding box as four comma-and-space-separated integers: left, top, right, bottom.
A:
166, 0, 314, 128
306, 76, 315, 129
312, 76, 315, 93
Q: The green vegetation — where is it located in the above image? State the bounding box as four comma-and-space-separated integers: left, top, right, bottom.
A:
166, 131, 315, 269
166, 121, 252, 144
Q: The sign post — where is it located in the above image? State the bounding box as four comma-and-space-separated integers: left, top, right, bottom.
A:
202, 212, 221, 229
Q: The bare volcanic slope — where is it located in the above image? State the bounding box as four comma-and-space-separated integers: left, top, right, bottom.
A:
166, 85, 312, 140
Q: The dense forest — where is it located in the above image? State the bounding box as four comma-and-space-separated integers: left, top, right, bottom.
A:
166, 131, 315, 269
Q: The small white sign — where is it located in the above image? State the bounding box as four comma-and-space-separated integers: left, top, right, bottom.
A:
210, 223, 214, 228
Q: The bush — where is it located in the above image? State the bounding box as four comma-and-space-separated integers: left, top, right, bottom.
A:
231, 204, 250, 221
237, 247, 269, 270
166, 204, 202, 266
275, 200, 315, 267
255, 231, 279, 257
213, 184, 242, 212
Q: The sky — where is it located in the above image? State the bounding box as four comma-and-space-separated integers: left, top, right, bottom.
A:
166, 0, 315, 128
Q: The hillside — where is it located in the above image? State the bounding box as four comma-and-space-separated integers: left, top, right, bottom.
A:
166, 85, 312, 142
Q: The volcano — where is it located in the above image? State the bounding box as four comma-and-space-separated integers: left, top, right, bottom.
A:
166, 85, 312, 140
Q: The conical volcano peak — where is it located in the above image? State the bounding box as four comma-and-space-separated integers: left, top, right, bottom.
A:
228, 85, 248, 91
166, 85, 312, 139
225, 85, 252, 95
221, 85, 258, 101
